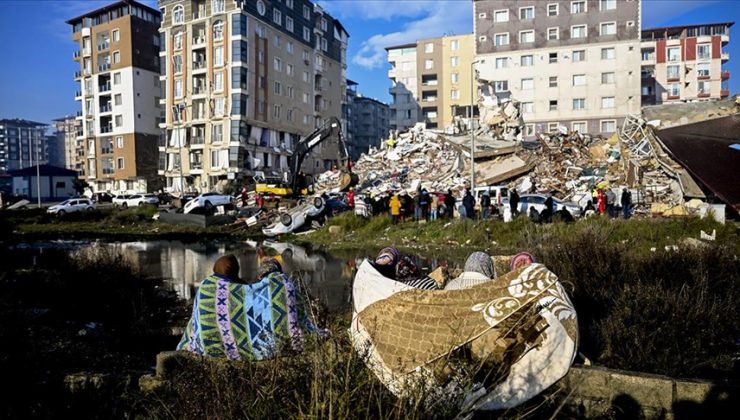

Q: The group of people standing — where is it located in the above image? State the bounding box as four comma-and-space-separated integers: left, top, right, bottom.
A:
585, 187, 632, 219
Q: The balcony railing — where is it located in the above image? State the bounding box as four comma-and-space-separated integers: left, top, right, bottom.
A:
99, 104, 112, 113
99, 82, 111, 92
193, 61, 206, 70
98, 63, 111, 72
697, 92, 711, 98
422, 97, 438, 102
191, 135, 205, 145
101, 147, 113, 154
721, 52, 729, 60
192, 36, 206, 45
721, 71, 730, 80
73, 51, 81, 59
76, 110, 83, 117
721, 89, 730, 97
75, 91, 82, 97
697, 73, 710, 80
191, 162, 203, 170
101, 124, 113, 133
74, 71, 82, 78
75, 130, 84, 137
97, 43, 110, 51
193, 85, 206, 94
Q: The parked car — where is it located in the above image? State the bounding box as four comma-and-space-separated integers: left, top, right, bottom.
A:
112, 194, 131, 208
91, 192, 115, 203
183, 192, 235, 214
115, 193, 159, 208
502, 193, 582, 220
47, 198, 95, 216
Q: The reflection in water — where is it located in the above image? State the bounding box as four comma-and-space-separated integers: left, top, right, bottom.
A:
15, 240, 463, 312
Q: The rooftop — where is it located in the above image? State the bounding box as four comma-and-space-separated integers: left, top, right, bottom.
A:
66, 0, 160, 25
642, 22, 734, 34
8, 165, 79, 177
0, 119, 48, 128
385, 43, 417, 51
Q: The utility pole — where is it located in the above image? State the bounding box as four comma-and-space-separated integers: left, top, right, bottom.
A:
35, 135, 41, 208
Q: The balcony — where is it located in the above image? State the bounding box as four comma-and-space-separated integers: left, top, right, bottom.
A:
101, 124, 113, 134
667, 95, 681, 100
75, 91, 82, 98
192, 61, 206, 70
721, 71, 730, 80
99, 104, 112, 113
98, 63, 111, 72
422, 96, 438, 102
73, 51, 81, 59
697, 92, 711, 98
99, 82, 111, 92
666, 76, 680, 83
74, 71, 82, 79
722, 52, 729, 61
76, 110, 83, 117
158, 135, 167, 147
191, 135, 205, 145
697, 73, 710, 80
721, 89, 730, 97
101, 147, 113, 154
192, 36, 206, 46
97, 43, 110, 51
193, 85, 206, 95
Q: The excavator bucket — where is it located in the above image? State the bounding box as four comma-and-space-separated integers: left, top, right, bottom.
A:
338, 170, 359, 192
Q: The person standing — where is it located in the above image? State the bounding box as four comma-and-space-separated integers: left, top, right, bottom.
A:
597, 189, 606, 215
444, 189, 456, 219
420, 189, 430, 221
240, 186, 248, 207
430, 192, 439, 221
480, 192, 491, 220
605, 188, 616, 218
463, 189, 475, 220
389, 193, 401, 225
544, 195, 554, 223
621, 188, 632, 219
509, 189, 520, 217
347, 187, 355, 209
399, 191, 408, 223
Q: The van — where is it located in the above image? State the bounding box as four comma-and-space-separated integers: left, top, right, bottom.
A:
473, 185, 509, 207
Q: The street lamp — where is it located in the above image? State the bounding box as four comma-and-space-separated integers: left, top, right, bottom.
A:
470, 59, 484, 192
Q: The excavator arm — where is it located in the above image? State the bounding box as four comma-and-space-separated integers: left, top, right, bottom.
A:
289, 117, 355, 197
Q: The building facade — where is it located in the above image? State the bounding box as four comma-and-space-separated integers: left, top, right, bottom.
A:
473, 0, 641, 136
52, 116, 82, 170
9, 165, 78, 201
157, 0, 349, 193
351, 96, 389, 160
641, 22, 732, 105
68, 0, 162, 194
0, 119, 48, 173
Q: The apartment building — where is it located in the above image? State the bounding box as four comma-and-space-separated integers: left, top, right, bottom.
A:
641, 22, 732, 105
158, 0, 349, 193
344, 79, 358, 157
387, 34, 476, 131
351, 96, 390, 159
0, 119, 48, 173
473, 0, 641, 137
68, 0, 162, 193
52, 116, 82, 171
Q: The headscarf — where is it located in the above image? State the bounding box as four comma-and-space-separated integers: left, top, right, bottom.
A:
374, 247, 399, 267
464, 251, 496, 279
257, 257, 283, 279
214, 254, 240, 281
510, 252, 536, 272
395, 256, 419, 280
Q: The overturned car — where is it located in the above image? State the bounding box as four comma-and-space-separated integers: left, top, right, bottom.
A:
262, 195, 350, 237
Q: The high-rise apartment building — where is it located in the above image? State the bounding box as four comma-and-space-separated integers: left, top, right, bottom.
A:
157, 0, 349, 192
52, 116, 82, 171
0, 119, 48, 173
387, 34, 476, 132
473, 0, 641, 137
351, 96, 390, 160
67, 0, 163, 193
641, 22, 732, 105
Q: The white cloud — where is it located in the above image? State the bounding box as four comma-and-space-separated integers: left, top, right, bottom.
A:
319, 0, 433, 21
642, 0, 722, 27
348, 1, 473, 69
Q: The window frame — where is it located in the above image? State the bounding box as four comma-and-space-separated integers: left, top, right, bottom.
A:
572, 74, 586, 86
600, 0, 617, 11
601, 72, 615, 84
519, 6, 534, 20
572, 50, 586, 62
572, 98, 586, 110
493, 9, 509, 23
601, 96, 615, 109
547, 27, 559, 41
521, 78, 534, 90
519, 30, 535, 44
601, 47, 616, 60
172, 5, 184, 25
600, 119, 617, 133
570, 1, 587, 14
520, 55, 533, 67
600, 21, 617, 36
547, 3, 559, 16
494, 32, 510, 46
571, 24, 587, 39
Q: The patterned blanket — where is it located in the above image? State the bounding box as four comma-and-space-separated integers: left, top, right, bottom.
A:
350, 260, 578, 410
177, 272, 314, 361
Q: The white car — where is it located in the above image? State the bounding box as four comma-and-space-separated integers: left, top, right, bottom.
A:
183, 192, 235, 214
115, 193, 159, 208
262, 202, 310, 237
112, 194, 130, 207
47, 198, 95, 216
502, 193, 582, 221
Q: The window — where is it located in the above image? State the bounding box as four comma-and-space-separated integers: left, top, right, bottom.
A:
600, 0, 616, 11
112, 29, 120, 42
451, 56, 459, 67
425, 43, 433, 53
494, 10, 509, 23
573, 98, 586, 110
601, 72, 615, 84
667, 47, 680, 62
571, 1, 586, 14
302, 92, 309, 104
521, 102, 534, 113
286, 17, 294, 32
214, 98, 225, 117
494, 80, 508, 92
321, 38, 328, 51
321, 18, 328, 31
172, 5, 184, 24
286, 63, 293, 76
572, 122, 587, 133
174, 31, 183, 50
667, 65, 680, 79
114, 94, 122, 105
210, 150, 222, 168
117, 157, 124, 170
286, 0, 293, 9
174, 79, 182, 97
601, 120, 616, 133
669, 83, 680, 97
113, 51, 120, 63
302, 71, 309, 82
519, 6, 534, 20
214, 72, 223, 91
573, 50, 585, 62
287, 109, 294, 121
601, 47, 615, 59
698, 80, 710, 94
572, 25, 587, 38
549, 100, 558, 111
213, 20, 224, 40
287, 41, 293, 54
273, 9, 282, 24
214, 46, 223, 66
526, 124, 535, 136
274, 57, 282, 71
451, 89, 460, 99
287, 86, 294, 98
521, 55, 533, 66
697, 62, 710, 77
547, 3, 558, 16
549, 76, 558, 87
494, 33, 509, 46
303, 5, 310, 19
115, 115, 123, 127
697, 44, 711, 60
212, 0, 224, 14
519, 30, 534, 43
495, 57, 507, 69
273, 105, 281, 118
572, 74, 586, 86
601, 96, 615, 108
451, 73, 459, 83
600, 22, 616, 36
521, 78, 534, 90
173, 55, 182, 73
451, 40, 459, 50
303, 27, 310, 42
479, 35, 487, 42
548, 28, 559, 40
478, 12, 487, 19
425, 59, 433, 69
274, 81, 281, 95
549, 52, 558, 63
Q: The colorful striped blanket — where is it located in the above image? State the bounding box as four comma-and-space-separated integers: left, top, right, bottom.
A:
177, 273, 315, 361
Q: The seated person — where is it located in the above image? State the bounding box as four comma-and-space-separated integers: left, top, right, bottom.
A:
445, 251, 496, 290
177, 255, 318, 361
370, 247, 439, 290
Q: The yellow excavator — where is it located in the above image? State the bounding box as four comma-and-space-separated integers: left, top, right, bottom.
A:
254, 117, 358, 199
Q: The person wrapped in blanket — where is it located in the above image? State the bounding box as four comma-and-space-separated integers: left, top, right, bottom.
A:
177, 255, 320, 361
370, 247, 440, 290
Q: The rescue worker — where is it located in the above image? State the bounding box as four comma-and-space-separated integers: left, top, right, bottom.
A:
347, 187, 355, 209
389, 193, 401, 225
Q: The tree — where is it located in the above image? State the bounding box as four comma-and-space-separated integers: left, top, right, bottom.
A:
73, 179, 90, 195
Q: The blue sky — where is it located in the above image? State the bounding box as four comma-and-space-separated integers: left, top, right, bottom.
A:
0, 0, 738, 124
